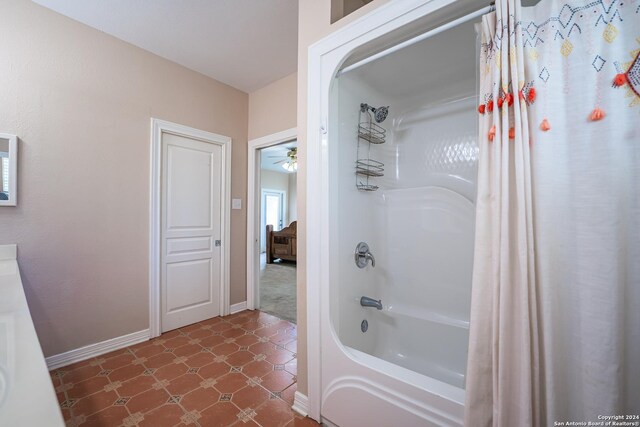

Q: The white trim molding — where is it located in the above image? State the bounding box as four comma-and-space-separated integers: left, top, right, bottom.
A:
46, 329, 150, 370
149, 118, 232, 338
246, 127, 297, 311
229, 301, 247, 314
292, 391, 309, 417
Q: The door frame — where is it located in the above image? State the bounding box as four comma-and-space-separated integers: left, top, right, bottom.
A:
246, 127, 297, 311
149, 118, 232, 339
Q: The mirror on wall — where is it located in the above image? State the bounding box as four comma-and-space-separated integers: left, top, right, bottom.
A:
0, 133, 18, 206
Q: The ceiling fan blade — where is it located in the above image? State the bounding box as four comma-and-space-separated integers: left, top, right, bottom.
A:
273, 159, 287, 164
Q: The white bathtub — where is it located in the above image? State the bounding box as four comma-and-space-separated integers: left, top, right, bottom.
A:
364, 304, 469, 388
337, 183, 475, 390
325, 181, 474, 425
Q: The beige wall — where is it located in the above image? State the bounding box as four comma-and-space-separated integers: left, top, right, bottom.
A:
248, 73, 298, 141
261, 170, 291, 195
0, 0, 248, 357
331, 0, 374, 23
296, 0, 390, 396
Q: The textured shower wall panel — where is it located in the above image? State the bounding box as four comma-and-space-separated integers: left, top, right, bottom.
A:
380, 95, 478, 320
371, 95, 478, 381
385, 96, 479, 194
382, 186, 475, 322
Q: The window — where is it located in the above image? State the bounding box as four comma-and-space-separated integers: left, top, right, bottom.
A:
1, 156, 8, 193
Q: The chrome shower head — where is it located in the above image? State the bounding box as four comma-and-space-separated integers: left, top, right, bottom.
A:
360, 103, 389, 123
372, 106, 389, 123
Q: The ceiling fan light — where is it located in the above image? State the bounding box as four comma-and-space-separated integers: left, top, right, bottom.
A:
282, 161, 296, 172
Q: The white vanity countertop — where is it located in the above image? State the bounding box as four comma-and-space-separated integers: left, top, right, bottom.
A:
0, 245, 65, 427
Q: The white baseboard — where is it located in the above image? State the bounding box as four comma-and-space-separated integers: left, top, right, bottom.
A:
230, 301, 247, 314
292, 391, 309, 417
46, 329, 150, 370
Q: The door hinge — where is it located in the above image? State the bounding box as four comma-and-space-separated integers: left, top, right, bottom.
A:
215, 240, 221, 247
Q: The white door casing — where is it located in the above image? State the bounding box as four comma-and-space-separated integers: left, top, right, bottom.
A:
150, 119, 231, 338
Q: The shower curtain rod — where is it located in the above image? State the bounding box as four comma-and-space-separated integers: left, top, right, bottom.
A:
337, 4, 494, 76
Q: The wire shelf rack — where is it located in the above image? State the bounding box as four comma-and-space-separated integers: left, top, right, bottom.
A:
357, 121, 386, 144
356, 103, 387, 191
356, 159, 384, 176
356, 183, 379, 191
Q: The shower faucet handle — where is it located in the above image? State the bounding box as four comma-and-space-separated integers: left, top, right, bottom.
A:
355, 242, 375, 268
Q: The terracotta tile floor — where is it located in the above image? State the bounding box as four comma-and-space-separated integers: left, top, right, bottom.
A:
50, 310, 319, 427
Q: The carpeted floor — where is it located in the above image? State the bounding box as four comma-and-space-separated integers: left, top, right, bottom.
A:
260, 254, 297, 323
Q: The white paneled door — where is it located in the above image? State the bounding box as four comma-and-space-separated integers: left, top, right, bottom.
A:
161, 132, 223, 332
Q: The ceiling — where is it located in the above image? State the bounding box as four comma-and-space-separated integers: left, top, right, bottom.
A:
32, 0, 298, 93
261, 142, 297, 173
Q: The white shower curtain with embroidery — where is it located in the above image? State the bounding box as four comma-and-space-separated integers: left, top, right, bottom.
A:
465, 0, 640, 425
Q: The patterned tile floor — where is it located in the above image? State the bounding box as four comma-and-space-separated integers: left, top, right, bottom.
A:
50, 310, 319, 427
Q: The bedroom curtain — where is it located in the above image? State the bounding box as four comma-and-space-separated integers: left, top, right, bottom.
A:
465, 0, 640, 425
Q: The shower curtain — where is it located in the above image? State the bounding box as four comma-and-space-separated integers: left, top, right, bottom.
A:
465, 0, 640, 425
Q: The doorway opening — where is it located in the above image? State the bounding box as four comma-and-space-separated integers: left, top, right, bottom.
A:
247, 128, 297, 324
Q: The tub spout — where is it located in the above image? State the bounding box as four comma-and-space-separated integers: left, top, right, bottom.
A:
360, 296, 383, 310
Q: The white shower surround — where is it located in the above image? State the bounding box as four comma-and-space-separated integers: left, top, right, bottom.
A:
334, 74, 478, 389
306, 0, 484, 425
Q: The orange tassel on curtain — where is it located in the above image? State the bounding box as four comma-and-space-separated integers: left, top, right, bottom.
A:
589, 108, 605, 121
540, 119, 551, 131
613, 73, 627, 87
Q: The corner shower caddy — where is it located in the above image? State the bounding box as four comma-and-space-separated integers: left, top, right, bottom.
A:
356, 103, 387, 191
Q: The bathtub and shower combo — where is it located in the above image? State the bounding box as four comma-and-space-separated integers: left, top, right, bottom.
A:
306, 1, 488, 425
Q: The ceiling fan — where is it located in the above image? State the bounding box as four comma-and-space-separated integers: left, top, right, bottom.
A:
268, 147, 297, 171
